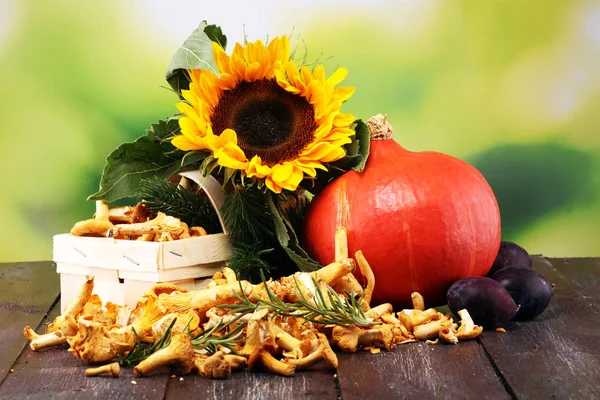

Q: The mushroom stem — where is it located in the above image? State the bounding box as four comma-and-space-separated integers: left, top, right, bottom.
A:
285, 346, 325, 369
248, 344, 296, 377
334, 226, 348, 261
413, 318, 453, 341
439, 327, 459, 344
85, 362, 120, 377
455, 309, 483, 340
158, 281, 252, 314
23, 327, 67, 351
366, 303, 393, 319
223, 354, 248, 371
411, 292, 425, 311
275, 331, 302, 351
355, 251, 375, 310
309, 259, 355, 288
95, 200, 110, 221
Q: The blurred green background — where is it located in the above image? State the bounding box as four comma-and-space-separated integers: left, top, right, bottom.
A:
0, 0, 598, 261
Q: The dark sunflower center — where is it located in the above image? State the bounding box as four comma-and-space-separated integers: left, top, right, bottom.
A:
211, 78, 317, 166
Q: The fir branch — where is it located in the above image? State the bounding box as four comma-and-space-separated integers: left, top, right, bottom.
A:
137, 176, 222, 234
227, 246, 275, 282
220, 186, 275, 247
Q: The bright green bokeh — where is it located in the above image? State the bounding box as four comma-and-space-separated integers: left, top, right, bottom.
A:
0, 0, 598, 261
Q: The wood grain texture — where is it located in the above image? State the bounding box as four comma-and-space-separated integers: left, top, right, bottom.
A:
336, 341, 510, 400
0, 262, 59, 384
165, 368, 338, 400
0, 302, 170, 400
477, 255, 600, 400
548, 257, 600, 312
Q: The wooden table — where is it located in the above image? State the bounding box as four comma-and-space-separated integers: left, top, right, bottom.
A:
0, 256, 598, 399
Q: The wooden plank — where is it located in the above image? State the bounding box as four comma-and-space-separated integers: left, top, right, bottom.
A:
0, 262, 59, 383
336, 340, 510, 399
165, 368, 338, 400
477, 255, 600, 400
547, 257, 600, 311
0, 302, 170, 399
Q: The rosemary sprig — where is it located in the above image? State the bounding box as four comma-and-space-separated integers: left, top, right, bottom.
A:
191, 315, 247, 355
118, 318, 178, 368
220, 274, 378, 327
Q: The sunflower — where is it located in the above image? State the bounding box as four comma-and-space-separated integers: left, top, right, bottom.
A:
171, 36, 356, 193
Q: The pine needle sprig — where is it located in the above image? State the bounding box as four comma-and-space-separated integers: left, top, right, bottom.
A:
137, 176, 222, 234
227, 246, 275, 282
118, 318, 178, 368
220, 186, 275, 248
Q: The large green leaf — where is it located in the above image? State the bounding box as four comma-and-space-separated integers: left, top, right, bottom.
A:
304, 119, 371, 194
203, 24, 227, 50
88, 119, 208, 202
165, 21, 227, 95
266, 192, 321, 272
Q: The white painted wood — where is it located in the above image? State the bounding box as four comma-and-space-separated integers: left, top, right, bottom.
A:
53, 232, 231, 272
194, 277, 212, 291
55, 263, 121, 281
178, 172, 227, 233
117, 262, 224, 282
59, 273, 125, 312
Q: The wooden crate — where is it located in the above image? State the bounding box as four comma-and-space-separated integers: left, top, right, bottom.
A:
52, 172, 230, 311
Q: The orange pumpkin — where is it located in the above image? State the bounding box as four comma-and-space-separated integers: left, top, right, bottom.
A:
302, 115, 501, 308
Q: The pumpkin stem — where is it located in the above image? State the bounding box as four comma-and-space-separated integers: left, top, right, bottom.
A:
366, 114, 393, 140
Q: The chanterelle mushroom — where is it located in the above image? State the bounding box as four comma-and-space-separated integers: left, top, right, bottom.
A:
197, 351, 231, 379
455, 309, 483, 340
67, 295, 167, 363
134, 333, 195, 377
24, 276, 95, 351
248, 343, 296, 377
331, 325, 361, 353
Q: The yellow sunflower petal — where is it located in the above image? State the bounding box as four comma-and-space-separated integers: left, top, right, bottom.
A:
301, 141, 346, 162
212, 42, 233, 76
219, 128, 238, 145
267, 36, 290, 65
265, 176, 283, 193
271, 162, 294, 183
333, 112, 356, 127
246, 156, 272, 178
332, 86, 356, 103
172, 135, 197, 151
327, 67, 348, 87
214, 143, 249, 170
312, 65, 326, 82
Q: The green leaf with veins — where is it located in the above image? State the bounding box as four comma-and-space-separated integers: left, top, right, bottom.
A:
266, 192, 321, 272
203, 24, 227, 50
88, 118, 208, 202
166, 21, 222, 95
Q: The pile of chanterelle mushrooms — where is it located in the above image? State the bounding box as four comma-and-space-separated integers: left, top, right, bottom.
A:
24, 227, 483, 379
70, 200, 209, 241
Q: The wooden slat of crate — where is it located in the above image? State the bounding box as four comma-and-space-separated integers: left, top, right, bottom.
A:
53, 233, 230, 272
